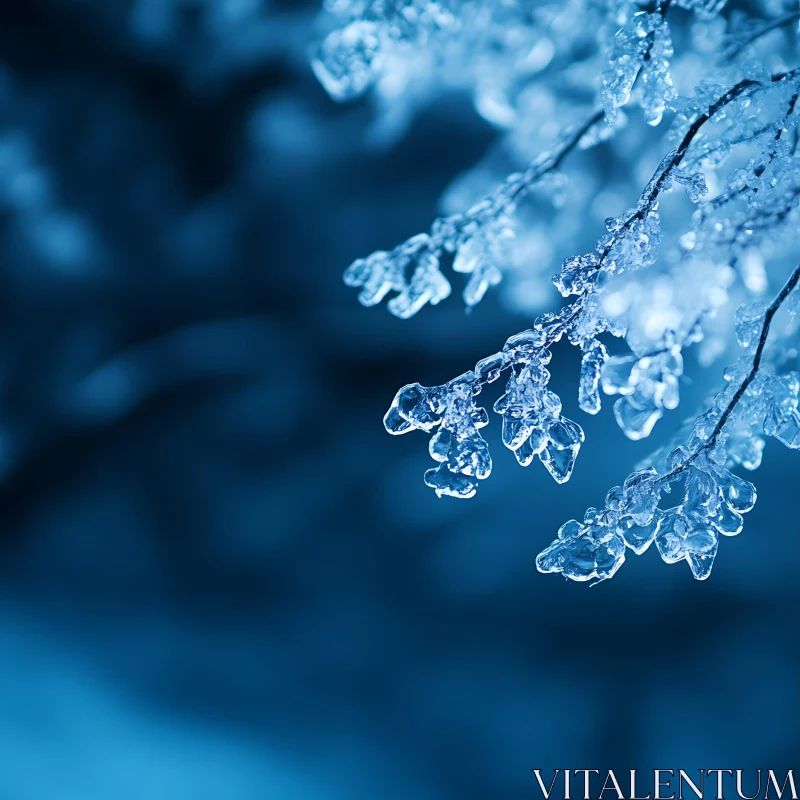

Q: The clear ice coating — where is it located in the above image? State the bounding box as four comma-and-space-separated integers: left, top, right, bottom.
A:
538, 456, 757, 584
539, 269, 800, 583
384, 373, 491, 498
601, 10, 675, 126
554, 254, 600, 298
537, 467, 661, 584
674, 170, 708, 202
384, 316, 594, 497
735, 302, 766, 350
654, 460, 755, 580
493, 327, 585, 483
536, 515, 627, 584
452, 225, 509, 308
702, 305, 800, 477
333, 6, 800, 328
311, 1, 462, 104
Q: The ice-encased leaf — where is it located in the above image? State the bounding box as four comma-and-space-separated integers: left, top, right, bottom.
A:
463, 261, 502, 307
711, 501, 743, 536
448, 431, 492, 478
638, 13, 675, 127
674, 170, 708, 202
385, 371, 495, 498
766, 406, 800, 449
655, 509, 689, 563
514, 427, 547, 466
384, 404, 414, 435
728, 430, 765, 470
602, 11, 674, 126
708, 465, 756, 512
475, 352, 505, 384
686, 545, 718, 580
602, 12, 651, 123
345, 250, 401, 307
623, 468, 661, 525
683, 466, 720, 517
539, 440, 580, 484
385, 382, 441, 433
656, 511, 719, 568
453, 236, 483, 275
553, 254, 600, 297
429, 427, 452, 461
454, 233, 504, 307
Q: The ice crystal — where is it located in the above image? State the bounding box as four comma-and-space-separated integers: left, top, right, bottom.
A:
578, 340, 609, 415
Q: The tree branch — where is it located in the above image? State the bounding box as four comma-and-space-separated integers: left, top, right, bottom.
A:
398, 108, 606, 264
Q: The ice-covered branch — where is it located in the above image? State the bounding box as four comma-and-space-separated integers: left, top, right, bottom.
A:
683, 86, 800, 277
382, 69, 800, 500
664, 263, 800, 480
537, 262, 800, 584
344, 110, 605, 317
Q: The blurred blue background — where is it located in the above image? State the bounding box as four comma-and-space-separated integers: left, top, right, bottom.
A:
0, 2, 796, 798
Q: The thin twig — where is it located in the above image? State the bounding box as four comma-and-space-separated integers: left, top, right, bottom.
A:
658, 261, 800, 485
387, 109, 606, 266
593, 72, 799, 277
594, 78, 760, 269
464, 70, 800, 393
